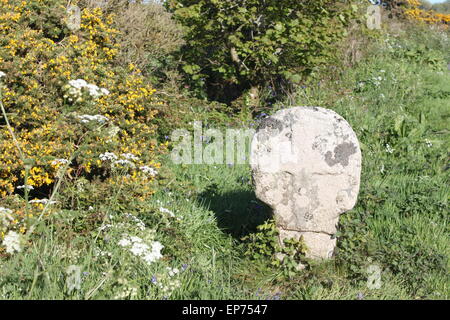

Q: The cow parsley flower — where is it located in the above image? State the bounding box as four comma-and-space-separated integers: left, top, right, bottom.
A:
130, 242, 150, 256
29, 198, 57, 205
142, 241, 164, 264
68, 79, 88, 89
16, 185, 34, 190
118, 238, 132, 247
2, 231, 22, 254
121, 153, 139, 161
385, 144, 395, 154
119, 235, 163, 265
140, 166, 158, 177
99, 152, 118, 161
65, 79, 110, 102
77, 114, 109, 124
0, 207, 14, 226
85, 83, 103, 98
0, 207, 13, 215
0, 71, 6, 78
112, 159, 135, 168
51, 159, 70, 166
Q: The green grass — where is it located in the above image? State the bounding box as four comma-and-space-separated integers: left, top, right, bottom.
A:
0, 25, 449, 300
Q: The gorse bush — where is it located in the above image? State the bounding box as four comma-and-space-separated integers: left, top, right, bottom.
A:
403, 0, 450, 25
167, 0, 355, 104
0, 0, 165, 235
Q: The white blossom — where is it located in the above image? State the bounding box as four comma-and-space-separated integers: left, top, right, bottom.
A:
99, 152, 118, 161
65, 79, 110, 101
121, 153, 139, 161
2, 231, 22, 254
140, 166, 158, 177
385, 144, 395, 154
129, 236, 143, 243
85, 83, 103, 98
51, 159, 70, 166
118, 238, 132, 247
0, 207, 13, 215
68, 79, 88, 89
16, 185, 34, 190
77, 114, 109, 124
142, 241, 164, 264
0, 207, 14, 226
113, 159, 135, 168
159, 207, 175, 217
130, 242, 150, 256
118, 235, 163, 265
29, 198, 57, 205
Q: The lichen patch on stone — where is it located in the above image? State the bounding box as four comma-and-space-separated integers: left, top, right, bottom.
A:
324, 142, 357, 167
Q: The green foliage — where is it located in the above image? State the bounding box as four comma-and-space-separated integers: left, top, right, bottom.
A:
392, 44, 446, 70
0, 1, 448, 300
242, 219, 308, 278
0, 0, 164, 206
292, 26, 449, 297
167, 0, 355, 103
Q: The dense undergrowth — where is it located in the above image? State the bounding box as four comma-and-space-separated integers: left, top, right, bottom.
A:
0, 0, 448, 299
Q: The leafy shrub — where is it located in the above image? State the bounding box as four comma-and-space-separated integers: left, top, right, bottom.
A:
242, 219, 308, 278
370, 21, 449, 71
0, 0, 165, 233
167, 0, 355, 104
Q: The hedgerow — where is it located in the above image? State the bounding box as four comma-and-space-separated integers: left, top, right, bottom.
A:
167, 0, 356, 104
0, 0, 166, 236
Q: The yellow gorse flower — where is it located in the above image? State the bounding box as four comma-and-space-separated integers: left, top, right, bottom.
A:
404, 0, 450, 26
0, 0, 163, 212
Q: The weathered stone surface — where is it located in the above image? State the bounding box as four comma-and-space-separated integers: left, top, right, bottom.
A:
250, 106, 361, 259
